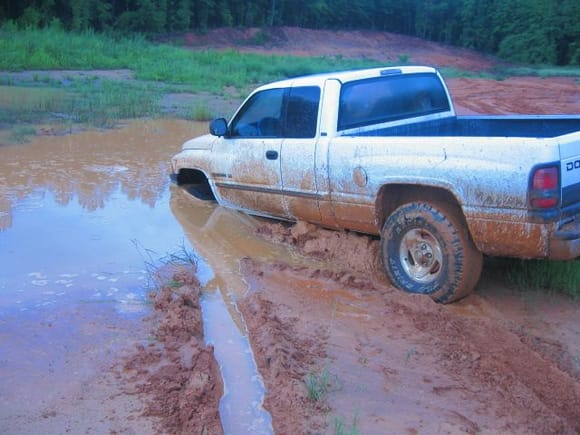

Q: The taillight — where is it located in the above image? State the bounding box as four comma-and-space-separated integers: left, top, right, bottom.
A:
529, 166, 560, 209
532, 168, 558, 190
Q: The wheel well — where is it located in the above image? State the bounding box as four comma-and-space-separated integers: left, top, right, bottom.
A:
175, 168, 216, 201
176, 168, 207, 185
375, 184, 463, 229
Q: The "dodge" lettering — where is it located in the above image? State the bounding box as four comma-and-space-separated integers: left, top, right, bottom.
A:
566, 159, 580, 171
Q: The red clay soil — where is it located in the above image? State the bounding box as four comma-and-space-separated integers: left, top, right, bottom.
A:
179, 26, 498, 72
449, 76, 580, 115
243, 222, 580, 434
178, 26, 580, 116
119, 267, 223, 435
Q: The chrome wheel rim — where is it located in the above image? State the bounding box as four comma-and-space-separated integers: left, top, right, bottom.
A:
399, 228, 443, 283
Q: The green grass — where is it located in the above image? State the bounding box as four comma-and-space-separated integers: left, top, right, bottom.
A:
0, 24, 381, 91
3, 24, 579, 90
135, 240, 199, 293
334, 414, 360, 435
498, 65, 580, 78
190, 104, 214, 122
305, 367, 341, 403
486, 258, 580, 298
8, 125, 36, 143
0, 80, 160, 128
0, 24, 386, 131
2, 24, 578, 134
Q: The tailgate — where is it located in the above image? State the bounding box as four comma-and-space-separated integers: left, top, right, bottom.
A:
560, 133, 580, 208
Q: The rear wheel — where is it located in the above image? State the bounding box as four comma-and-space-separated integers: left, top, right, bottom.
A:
380, 200, 482, 303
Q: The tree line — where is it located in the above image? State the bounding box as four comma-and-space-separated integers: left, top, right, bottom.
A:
1, 0, 579, 65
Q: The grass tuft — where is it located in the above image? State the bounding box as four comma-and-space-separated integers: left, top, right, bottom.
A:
334, 414, 360, 435
486, 258, 580, 298
8, 125, 36, 143
190, 104, 213, 122
134, 240, 198, 292
305, 367, 341, 404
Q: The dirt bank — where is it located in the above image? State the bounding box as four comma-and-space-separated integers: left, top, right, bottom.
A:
178, 26, 499, 72
177, 26, 580, 116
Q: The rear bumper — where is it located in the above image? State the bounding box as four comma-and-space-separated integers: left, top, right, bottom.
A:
550, 215, 580, 260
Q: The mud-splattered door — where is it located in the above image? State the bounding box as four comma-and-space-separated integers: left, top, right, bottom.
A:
211, 137, 285, 218
211, 88, 287, 218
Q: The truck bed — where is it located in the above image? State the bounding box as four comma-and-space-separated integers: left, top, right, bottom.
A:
358, 115, 580, 138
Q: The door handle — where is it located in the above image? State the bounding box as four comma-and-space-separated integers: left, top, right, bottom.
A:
265, 150, 278, 160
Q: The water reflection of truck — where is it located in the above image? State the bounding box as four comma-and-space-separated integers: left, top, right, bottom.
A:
169, 185, 295, 298
170, 66, 580, 303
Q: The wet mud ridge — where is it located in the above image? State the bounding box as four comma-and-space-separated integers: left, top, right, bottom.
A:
118, 266, 224, 434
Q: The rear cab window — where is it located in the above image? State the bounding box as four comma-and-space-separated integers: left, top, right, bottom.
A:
338, 73, 451, 131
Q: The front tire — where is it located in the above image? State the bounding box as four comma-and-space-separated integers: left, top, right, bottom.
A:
380, 201, 482, 303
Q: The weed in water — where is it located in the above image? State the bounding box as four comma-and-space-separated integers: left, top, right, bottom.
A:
334, 413, 360, 435
9, 125, 36, 143
133, 239, 198, 292
67, 80, 161, 127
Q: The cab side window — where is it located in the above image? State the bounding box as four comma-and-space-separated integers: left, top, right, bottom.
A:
230, 88, 284, 138
284, 86, 320, 138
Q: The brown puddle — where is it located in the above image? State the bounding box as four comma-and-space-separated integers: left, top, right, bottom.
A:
0, 120, 287, 433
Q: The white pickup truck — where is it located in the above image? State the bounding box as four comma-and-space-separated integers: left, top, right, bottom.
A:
171, 66, 580, 302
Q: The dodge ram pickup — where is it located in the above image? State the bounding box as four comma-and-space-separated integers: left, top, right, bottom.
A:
171, 66, 580, 303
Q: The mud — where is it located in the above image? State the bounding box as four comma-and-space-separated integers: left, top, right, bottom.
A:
241, 221, 580, 434
118, 266, 223, 434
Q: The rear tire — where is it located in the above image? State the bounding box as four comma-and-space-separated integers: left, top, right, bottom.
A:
380, 200, 482, 303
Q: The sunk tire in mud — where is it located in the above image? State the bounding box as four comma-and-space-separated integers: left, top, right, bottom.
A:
380, 200, 483, 303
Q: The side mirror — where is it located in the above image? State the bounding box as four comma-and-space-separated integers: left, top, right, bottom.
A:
209, 118, 228, 137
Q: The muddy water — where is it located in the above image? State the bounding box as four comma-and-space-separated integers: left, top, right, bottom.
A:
0, 120, 275, 433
